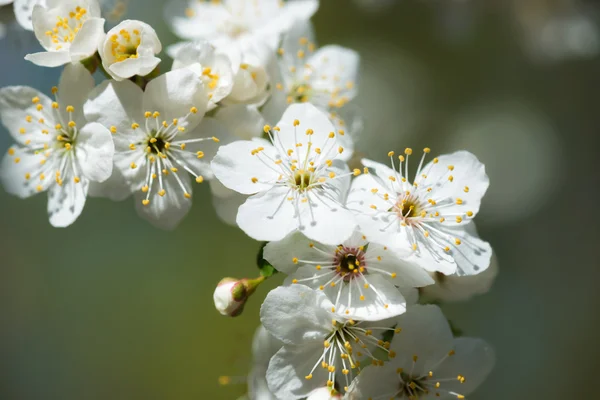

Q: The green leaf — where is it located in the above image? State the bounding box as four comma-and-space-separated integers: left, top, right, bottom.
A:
257, 242, 278, 278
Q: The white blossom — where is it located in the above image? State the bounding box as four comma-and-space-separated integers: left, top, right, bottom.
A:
211, 103, 357, 244
164, 0, 318, 50
347, 149, 492, 276
264, 230, 433, 321
83, 68, 231, 229
171, 41, 235, 110
25, 0, 105, 67
0, 64, 114, 227
262, 19, 359, 123
260, 284, 401, 398
346, 305, 495, 400
221, 41, 272, 106
98, 19, 161, 81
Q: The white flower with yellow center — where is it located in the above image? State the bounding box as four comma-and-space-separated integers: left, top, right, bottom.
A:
83, 68, 231, 229
164, 0, 318, 50
0, 64, 114, 227
263, 230, 434, 321
347, 149, 493, 276
211, 102, 357, 244
25, 0, 105, 67
98, 19, 162, 81
221, 41, 271, 106
346, 305, 495, 400
262, 19, 359, 123
171, 41, 234, 110
261, 284, 401, 399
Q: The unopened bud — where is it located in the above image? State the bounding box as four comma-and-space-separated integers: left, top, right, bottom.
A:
213, 276, 265, 317
214, 278, 247, 317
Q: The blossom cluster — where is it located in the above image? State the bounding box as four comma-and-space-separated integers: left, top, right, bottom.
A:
0, 1, 497, 399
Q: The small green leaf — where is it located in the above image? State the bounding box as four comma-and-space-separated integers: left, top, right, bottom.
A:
257, 242, 278, 278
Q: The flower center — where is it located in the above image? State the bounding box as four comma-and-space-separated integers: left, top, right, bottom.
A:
393, 197, 422, 219
44, 6, 89, 50
333, 247, 366, 282
109, 28, 141, 62
147, 134, 166, 154
398, 372, 429, 398
288, 83, 312, 104
293, 170, 312, 191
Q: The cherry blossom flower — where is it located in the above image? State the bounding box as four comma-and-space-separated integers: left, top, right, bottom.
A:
25, 0, 105, 67
346, 305, 495, 400
0, 64, 114, 227
261, 284, 401, 398
171, 41, 235, 110
164, 0, 318, 50
83, 68, 231, 229
211, 103, 357, 244
264, 230, 433, 320
347, 149, 492, 276
98, 19, 161, 81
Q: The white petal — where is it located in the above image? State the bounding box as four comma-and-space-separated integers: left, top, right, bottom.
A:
263, 231, 328, 275
266, 345, 326, 399
279, 19, 316, 76
260, 284, 333, 346
276, 103, 338, 159
308, 45, 359, 101
211, 140, 280, 195
418, 151, 489, 219
367, 243, 435, 288
236, 186, 298, 242
279, 0, 319, 21
108, 56, 161, 81
434, 337, 495, 397
163, 0, 228, 40
47, 175, 89, 227
57, 63, 95, 126
211, 190, 246, 226
88, 167, 132, 201
248, 367, 278, 400
24, 50, 71, 67
76, 122, 114, 182
326, 274, 407, 321
13, 0, 37, 31
134, 170, 192, 230
298, 187, 357, 245
439, 223, 493, 276
252, 324, 284, 367
422, 250, 499, 303
83, 79, 145, 137
0, 86, 53, 146
215, 105, 265, 140
0, 147, 52, 198
345, 364, 401, 400
142, 68, 207, 131
346, 173, 392, 212
390, 305, 454, 375
69, 17, 105, 60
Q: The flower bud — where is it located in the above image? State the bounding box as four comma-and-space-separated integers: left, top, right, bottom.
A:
213, 278, 248, 317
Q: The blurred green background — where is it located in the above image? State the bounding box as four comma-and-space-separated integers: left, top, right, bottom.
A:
1, 0, 599, 398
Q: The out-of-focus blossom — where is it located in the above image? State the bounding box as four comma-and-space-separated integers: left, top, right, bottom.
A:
25, 0, 105, 67
164, 0, 318, 50
98, 19, 161, 81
